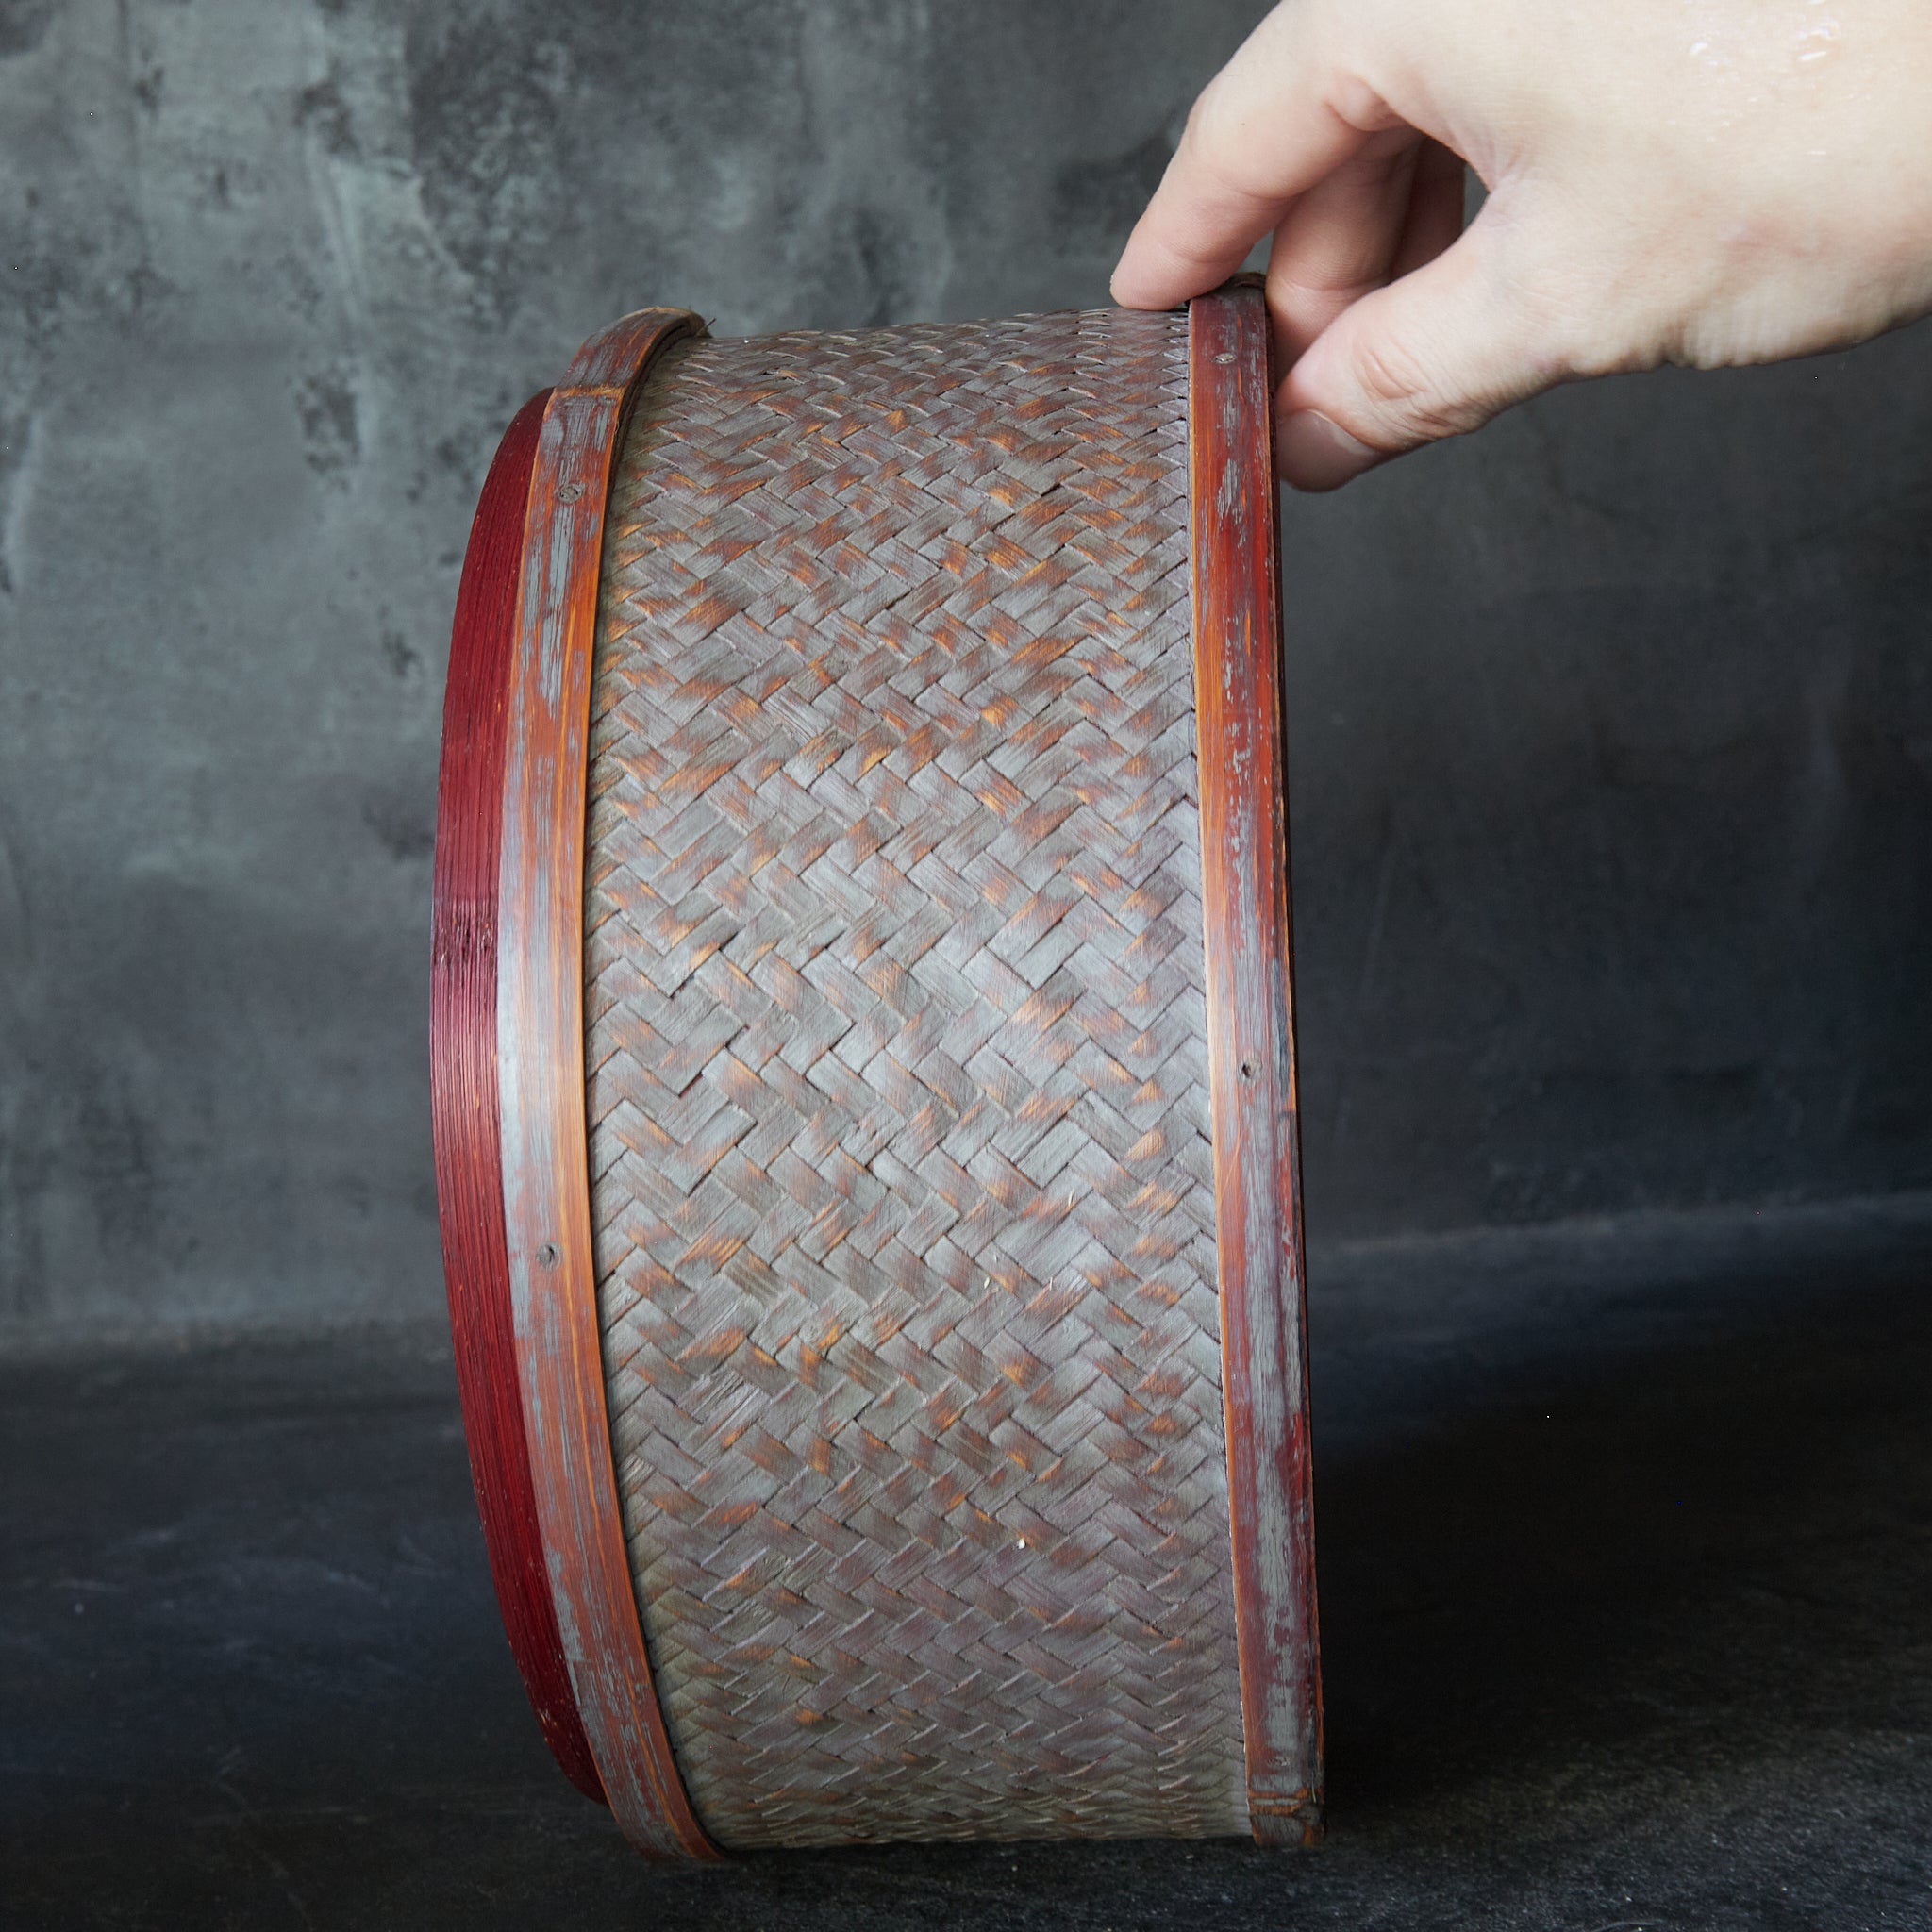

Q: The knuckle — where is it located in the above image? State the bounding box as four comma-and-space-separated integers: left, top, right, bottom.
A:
1176, 74, 1289, 214
1177, 77, 1234, 172
1347, 332, 1470, 443
1350, 332, 1425, 410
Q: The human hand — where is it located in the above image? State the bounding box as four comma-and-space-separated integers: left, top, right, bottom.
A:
1112, 0, 1932, 488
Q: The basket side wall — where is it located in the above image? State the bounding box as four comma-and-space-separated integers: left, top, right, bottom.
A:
582, 308, 1246, 1845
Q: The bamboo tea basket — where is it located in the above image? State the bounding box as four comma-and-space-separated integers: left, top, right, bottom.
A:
430, 279, 1322, 1857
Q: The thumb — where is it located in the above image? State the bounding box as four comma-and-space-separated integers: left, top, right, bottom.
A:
1274, 222, 1572, 490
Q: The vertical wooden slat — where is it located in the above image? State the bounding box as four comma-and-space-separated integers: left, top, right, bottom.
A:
496, 308, 718, 1860
1189, 279, 1325, 1846
430, 387, 608, 1804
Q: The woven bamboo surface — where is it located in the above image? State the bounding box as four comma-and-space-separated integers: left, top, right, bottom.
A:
582, 307, 1244, 1846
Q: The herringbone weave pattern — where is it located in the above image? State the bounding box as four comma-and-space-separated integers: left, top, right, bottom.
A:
584, 308, 1243, 1846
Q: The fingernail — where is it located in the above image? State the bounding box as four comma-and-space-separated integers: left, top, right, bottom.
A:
1275, 410, 1387, 491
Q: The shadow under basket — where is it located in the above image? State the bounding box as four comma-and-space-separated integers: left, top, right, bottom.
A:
429, 280, 1322, 1858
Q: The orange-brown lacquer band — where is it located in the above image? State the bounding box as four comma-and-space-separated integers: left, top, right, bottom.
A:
1189, 278, 1325, 1848
495, 309, 719, 1860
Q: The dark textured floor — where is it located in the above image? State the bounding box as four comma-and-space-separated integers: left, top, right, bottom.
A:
6, 1197, 1931, 1931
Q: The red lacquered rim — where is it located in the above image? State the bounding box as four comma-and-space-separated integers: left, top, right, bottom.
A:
494, 309, 717, 1860
1189, 278, 1325, 1846
431, 386, 606, 1804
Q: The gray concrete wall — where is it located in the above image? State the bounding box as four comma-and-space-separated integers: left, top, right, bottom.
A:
0, 0, 1926, 1342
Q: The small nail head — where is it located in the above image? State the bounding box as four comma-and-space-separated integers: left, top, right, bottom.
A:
536, 1241, 560, 1268
555, 481, 583, 504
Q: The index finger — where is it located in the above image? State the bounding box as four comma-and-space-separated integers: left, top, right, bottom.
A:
1111, 4, 1388, 309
